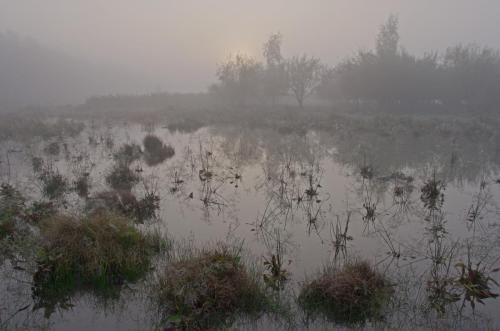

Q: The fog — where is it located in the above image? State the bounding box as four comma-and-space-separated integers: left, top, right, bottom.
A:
3, 2, 500, 331
1, 0, 500, 107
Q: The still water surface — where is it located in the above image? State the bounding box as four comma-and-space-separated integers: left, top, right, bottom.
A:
1, 120, 499, 330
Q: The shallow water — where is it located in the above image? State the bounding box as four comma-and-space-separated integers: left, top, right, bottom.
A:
1, 119, 500, 330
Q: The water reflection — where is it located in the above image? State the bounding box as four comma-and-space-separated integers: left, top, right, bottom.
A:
0, 117, 499, 330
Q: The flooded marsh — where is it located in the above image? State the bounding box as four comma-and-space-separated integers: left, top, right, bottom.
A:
1, 114, 499, 330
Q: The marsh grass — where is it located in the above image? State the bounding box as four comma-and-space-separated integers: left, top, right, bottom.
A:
113, 143, 143, 165
44, 142, 60, 156
90, 190, 138, 216
74, 173, 91, 198
31, 156, 44, 174
456, 262, 500, 309
37, 166, 68, 200
32, 212, 167, 316
25, 201, 57, 224
105, 163, 140, 191
298, 260, 392, 325
0, 184, 26, 239
0, 184, 41, 265
360, 165, 375, 180
421, 174, 446, 211
89, 190, 160, 223
166, 118, 204, 133
143, 134, 175, 166
0, 115, 84, 142
153, 243, 268, 330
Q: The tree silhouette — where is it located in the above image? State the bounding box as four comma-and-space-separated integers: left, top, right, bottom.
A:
286, 55, 322, 108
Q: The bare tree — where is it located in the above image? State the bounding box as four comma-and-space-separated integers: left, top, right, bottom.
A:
286, 55, 322, 108
376, 14, 399, 58
263, 32, 284, 67
263, 33, 288, 105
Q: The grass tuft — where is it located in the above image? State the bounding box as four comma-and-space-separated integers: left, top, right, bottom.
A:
32, 212, 167, 316
298, 260, 392, 325
113, 143, 143, 166
143, 134, 175, 166
154, 243, 268, 330
38, 167, 68, 200
105, 163, 140, 191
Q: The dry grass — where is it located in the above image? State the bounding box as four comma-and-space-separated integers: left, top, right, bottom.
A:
298, 260, 392, 325
154, 244, 267, 330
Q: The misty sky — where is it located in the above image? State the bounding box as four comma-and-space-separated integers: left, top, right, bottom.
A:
1, 0, 499, 92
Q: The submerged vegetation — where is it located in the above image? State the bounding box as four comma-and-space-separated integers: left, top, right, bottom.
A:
89, 190, 160, 223
37, 166, 68, 200
114, 142, 143, 165
105, 162, 140, 191
143, 134, 175, 166
0, 118, 499, 330
421, 174, 446, 211
298, 261, 392, 325
73, 173, 91, 198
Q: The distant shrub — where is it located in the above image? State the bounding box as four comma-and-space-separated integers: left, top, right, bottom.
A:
0, 116, 84, 142
143, 134, 175, 166
166, 118, 204, 133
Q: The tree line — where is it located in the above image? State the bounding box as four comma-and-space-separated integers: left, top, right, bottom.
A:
211, 15, 500, 112
210, 32, 323, 109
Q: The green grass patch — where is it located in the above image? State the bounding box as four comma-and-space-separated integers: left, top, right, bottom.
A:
32, 211, 167, 317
